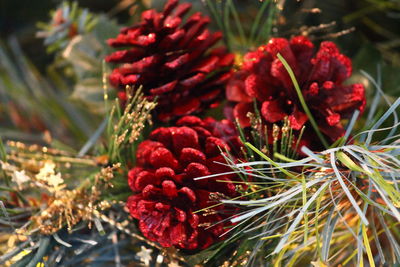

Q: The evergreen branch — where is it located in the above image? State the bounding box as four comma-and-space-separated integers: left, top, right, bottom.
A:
212, 96, 400, 265
254, 3, 277, 45
204, 0, 279, 50
250, 0, 270, 43
227, 0, 246, 47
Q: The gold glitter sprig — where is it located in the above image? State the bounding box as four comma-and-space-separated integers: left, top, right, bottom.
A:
30, 163, 120, 235
108, 86, 157, 163
1, 142, 121, 236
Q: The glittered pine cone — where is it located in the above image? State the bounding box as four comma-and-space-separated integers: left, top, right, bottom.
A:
106, 0, 234, 121
226, 36, 366, 147
126, 116, 243, 250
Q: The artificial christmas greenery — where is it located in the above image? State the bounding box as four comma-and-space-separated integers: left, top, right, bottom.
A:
1, 0, 400, 266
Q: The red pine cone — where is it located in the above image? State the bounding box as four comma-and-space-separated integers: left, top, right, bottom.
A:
106, 0, 234, 121
126, 116, 243, 250
226, 36, 366, 145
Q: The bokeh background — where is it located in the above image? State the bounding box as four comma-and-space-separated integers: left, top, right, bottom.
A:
1, 0, 399, 68
0, 0, 399, 146
0, 0, 121, 70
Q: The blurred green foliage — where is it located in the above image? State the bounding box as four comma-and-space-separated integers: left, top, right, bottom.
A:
0, 0, 399, 145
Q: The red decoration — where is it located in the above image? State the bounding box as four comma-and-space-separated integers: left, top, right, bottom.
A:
106, 0, 234, 121
126, 116, 243, 250
226, 36, 366, 144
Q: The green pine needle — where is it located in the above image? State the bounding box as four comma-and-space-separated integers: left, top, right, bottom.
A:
277, 53, 330, 149
0, 138, 6, 161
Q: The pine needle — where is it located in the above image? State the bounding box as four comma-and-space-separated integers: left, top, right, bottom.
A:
277, 53, 329, 148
